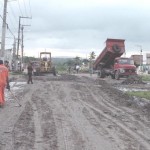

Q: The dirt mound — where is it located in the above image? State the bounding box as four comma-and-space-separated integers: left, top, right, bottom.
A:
121, 75, 145, 84
33, 74, 80, 82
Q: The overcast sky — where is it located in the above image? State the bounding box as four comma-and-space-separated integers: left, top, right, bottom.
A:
0, 0, 150, 59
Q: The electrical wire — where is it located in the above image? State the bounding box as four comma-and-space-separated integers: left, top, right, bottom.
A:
0, 14, 15, 39
17, 0, 23, 16
22, 0, 28, 17
8, 2, 18, 24
7, 13, 17, 32
28, 0, 32, 18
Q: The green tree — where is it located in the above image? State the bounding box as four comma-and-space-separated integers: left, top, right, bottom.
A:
65, 59, 75, 66
89, 51, 96, 75
74, 56, 81, 65
89, 51, 96, 60
82, 58, 89, 65
23, 56, 37, 63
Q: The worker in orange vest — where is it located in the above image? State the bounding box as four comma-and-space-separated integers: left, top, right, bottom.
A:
0, 60, 10, 107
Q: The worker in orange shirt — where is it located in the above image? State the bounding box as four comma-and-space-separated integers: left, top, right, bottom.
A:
0, 60, 10, 107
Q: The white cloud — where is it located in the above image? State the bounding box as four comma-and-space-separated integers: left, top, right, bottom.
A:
1, 0, 150, 59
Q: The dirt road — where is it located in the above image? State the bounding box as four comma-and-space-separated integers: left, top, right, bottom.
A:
0, 74, 150, 150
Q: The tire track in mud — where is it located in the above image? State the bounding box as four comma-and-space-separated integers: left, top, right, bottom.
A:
48, 81, 117, 150
70, 84, 126, 149
44, 82, 86, 150
71, 81, 150, 150
29, 99, 43, 150
11, 81, 58, 150
46, 82, 88, 150
88, 81, 150, 141
9, 75, 150, 150
89, 85, 150, 141
12, 102, 35, 150
84, 83, 150, 142
79, 99, 150, 150
31, 88, 58, 150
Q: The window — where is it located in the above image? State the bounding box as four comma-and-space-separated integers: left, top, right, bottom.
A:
119, 58, 134, 65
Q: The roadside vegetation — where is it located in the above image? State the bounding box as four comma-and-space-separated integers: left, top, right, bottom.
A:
140, 74, 150, 81
126, 91, 150, 100
125, 75, 150, 100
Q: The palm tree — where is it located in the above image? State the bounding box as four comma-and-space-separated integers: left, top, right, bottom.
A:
89, 51, 96, 75
89, 51, 96, 60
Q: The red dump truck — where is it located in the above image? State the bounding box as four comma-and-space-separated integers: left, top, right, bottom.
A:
93, 38, 137, 79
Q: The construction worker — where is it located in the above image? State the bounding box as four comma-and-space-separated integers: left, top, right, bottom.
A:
27, 62, 33, 84
76, 65, 80, 74
0, 60, 10, 107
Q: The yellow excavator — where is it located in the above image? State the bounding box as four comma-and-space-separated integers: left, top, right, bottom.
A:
33, 52, 56, 76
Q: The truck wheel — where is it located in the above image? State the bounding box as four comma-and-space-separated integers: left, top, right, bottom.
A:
115, 70, 120, 80
52, 67, 56, 76
111, 74, 115, 79
98, 70, 105, 78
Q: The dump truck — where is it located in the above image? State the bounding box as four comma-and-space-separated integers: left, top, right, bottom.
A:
32, 52, 56, 76
93, 39, 137, 80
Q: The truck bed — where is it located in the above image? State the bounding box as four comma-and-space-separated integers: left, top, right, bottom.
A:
93, 39, 125, 69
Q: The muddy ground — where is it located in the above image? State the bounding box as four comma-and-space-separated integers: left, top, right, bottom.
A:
0, 73, 150, 150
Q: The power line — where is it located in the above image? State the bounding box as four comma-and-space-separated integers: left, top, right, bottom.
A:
22, 0, 28, 17
0, 0, 3, 11
28, 0, 32, 18
17, 0, 23, 16
8, 2, 18, 23
0, 14, 15, 38
7, 13, 17, 32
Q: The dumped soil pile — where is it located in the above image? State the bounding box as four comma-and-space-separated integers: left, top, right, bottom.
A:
121, 75, 145, 84
97, 78, 137, 107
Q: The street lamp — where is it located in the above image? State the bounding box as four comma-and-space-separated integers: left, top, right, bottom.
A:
136, 45, 143, 72
140, 48, 142, 72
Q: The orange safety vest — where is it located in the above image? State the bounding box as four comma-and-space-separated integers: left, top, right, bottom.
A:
0, 64, 9, 105
0, 64, 9, 86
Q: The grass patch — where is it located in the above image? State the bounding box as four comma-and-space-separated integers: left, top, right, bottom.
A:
126, 91, 150, 100
140, 75, 150, 81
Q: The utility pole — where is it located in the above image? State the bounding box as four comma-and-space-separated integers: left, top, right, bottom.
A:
0, 0, 8, 60
21, 24, 30, 71
12, 38, 17, 71
17, 16, 21, 59
12, 38, 16, 59
21, 26, 24, 68
140, 47, 143, 72
16, 16, 31, 71
17, 16, 31, 59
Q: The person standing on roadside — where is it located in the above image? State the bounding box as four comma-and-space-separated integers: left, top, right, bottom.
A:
27, 62, 33, 84
0, 60, 10, 107
68, 66, 71, 74
76, 65, 80, 74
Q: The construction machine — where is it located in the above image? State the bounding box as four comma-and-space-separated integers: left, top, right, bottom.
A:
32, 52, 56, 76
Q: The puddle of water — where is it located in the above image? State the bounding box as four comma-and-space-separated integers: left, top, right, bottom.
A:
116, 87, 148, 92
5, 82, 26, 102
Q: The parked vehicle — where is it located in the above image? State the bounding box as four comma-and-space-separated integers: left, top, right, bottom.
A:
93, 38, 137, 80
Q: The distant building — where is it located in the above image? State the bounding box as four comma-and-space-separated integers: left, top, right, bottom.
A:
146, 53, 150, 65
131, 55, 143, 67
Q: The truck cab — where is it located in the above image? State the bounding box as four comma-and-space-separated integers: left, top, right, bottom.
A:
113, 57, 137, 79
